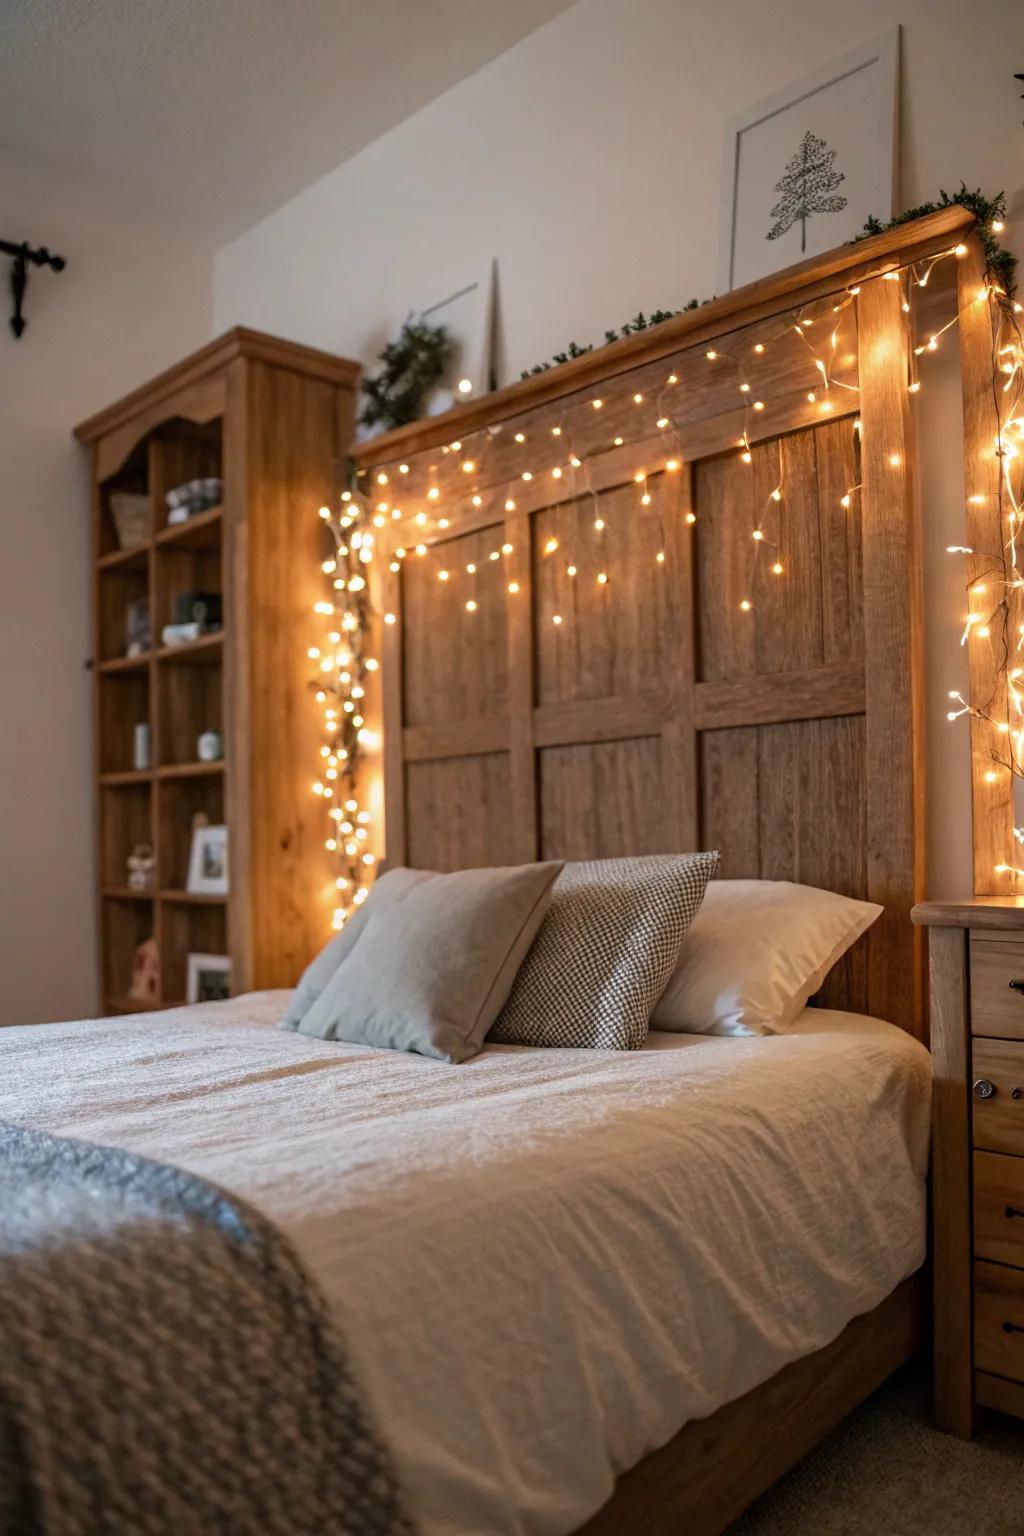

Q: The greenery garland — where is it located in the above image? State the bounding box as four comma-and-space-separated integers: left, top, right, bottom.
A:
356, 190, 1015, 422
359, 318, 452, 432
856, 184, 1016, 296
519, 306, 700, 379
520, 186, 1016, 381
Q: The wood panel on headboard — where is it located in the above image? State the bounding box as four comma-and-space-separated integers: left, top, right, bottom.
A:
360, 210, 976, 1037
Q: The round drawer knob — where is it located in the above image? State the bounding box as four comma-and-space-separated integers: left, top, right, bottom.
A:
975, 1078, 997, 1100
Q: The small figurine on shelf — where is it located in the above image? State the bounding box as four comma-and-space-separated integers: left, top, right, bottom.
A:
128, 937, 160, 1005
126, 842, 156, 893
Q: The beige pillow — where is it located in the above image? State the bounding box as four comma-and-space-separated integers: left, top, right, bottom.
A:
297, 862, 564, 1062
283, 867, 428, 1029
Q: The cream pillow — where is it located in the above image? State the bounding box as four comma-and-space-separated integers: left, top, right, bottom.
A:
652, 879, 882, 1036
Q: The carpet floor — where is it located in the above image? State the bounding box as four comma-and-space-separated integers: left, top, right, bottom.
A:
727, 1364, 1024, 1535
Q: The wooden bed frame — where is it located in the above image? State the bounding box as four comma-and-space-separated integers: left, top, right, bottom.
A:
354, 208, 977, 1532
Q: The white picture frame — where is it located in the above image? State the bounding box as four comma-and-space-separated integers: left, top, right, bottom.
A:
186, 951, 231, 1005
186, 822, 228, 896
419, 259, 495, 418
356, 261, 496, 442
717, 29, 900, 292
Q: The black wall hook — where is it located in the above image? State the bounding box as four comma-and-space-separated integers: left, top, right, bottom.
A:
1, 239, 66, 338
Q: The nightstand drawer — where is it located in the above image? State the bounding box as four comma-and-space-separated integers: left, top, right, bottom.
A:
970, 933, 1024, 1038
975, 1260, 1024, 1383
972, 1039, 1024, 1155
974, 1151, 1024, 1265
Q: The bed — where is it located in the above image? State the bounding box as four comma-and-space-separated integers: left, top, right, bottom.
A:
2, 212, 971, 1533
1, 992, 929, 1536
333, 212, 970, 1530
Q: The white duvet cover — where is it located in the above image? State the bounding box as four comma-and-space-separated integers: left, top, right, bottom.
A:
0, 995, 930, 1536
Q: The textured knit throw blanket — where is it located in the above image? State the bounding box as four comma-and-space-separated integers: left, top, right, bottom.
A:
0, 1121, 414, 1536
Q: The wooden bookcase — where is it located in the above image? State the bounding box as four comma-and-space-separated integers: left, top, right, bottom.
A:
76, 328, 359, 1014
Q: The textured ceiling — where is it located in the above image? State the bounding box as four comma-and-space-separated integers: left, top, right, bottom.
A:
1, 0, 577, 244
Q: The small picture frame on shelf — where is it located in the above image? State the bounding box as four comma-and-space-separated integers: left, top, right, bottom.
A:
186, 951, 231, 1004
186, 822, 228, 895
125, 596, 151, 657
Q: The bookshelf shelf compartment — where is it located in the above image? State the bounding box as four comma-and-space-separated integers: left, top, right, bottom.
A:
156, 772, 225, 892
160, 901, 228, 1004
98, 670, 151, 777
97, 564, 150, 665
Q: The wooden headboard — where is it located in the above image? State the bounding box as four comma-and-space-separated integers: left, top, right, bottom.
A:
355, 209, 978, 1038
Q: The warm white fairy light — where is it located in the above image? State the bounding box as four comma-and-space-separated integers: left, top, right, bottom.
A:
308, 487, 382, 930
939, 259, 1024, 878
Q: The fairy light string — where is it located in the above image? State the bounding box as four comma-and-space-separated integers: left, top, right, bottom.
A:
945, 257, 1024, 876
310, 492, 379, 928
308, 229, 1023, 924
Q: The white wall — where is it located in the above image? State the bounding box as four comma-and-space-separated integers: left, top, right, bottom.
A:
0, 153, 211, 1025
214, 0, 1022, 899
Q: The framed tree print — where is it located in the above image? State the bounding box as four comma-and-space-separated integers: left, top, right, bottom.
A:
717, 30, 899, 291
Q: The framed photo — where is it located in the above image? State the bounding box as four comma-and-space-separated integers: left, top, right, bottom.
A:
717, 29, 899, 292
186, 822, 228, 895
124, 595, 152, 657
186, 952, 231, 1004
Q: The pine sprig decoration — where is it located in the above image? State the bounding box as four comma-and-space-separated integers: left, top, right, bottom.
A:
359, 318, 452, 432
858, 185, 1017, 296
521, 305, 701, 379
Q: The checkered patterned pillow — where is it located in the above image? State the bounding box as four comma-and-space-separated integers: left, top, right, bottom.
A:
488, 852, 719, 1050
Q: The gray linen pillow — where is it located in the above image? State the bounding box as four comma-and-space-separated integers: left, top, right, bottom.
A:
488, 852, 719, 1051
283, 868, 429, 1029
297, 861, 564, 1062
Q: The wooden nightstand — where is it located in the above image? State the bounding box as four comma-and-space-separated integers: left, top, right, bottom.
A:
913, 897, 1024, 1437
